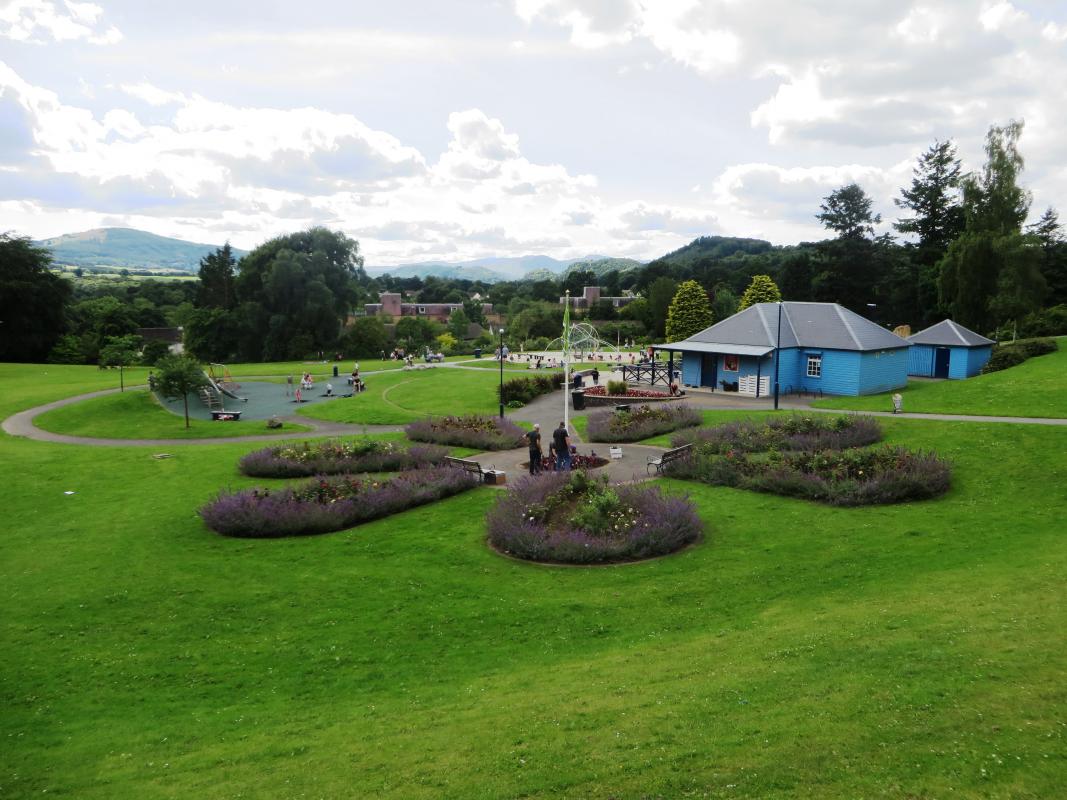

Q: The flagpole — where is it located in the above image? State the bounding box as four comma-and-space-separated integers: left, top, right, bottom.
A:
563, 290, 571, 432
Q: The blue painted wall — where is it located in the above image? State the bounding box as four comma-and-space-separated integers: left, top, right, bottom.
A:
857, 348, 909, 394
907, 344, 935, 377
681, 352, 701, 386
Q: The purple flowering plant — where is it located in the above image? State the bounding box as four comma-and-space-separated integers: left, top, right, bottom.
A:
239, 438, 449, 478
405, 414, 526, 451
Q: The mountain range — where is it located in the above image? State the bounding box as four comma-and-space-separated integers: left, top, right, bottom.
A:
36, 228, 248, 273
34, 227, 646, 281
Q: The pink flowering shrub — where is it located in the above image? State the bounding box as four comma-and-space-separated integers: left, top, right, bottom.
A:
585, 404, 701, 443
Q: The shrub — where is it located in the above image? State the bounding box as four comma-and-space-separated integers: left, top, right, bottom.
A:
498, 373, 566, 404
238, 438, 448, 478
586, 404, 702, 443
981, 338, 1057, 375
665, 445, 951, 506
200, 466, 480, 538
405, 414, 526, 451
1018, 337, 1058, 358
606, 379, 628, 396
486, 471, 702, 564
672, 414, 882, 453
586, 385, 671, 399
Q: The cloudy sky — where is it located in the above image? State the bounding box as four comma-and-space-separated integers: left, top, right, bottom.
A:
2, 0, 1066, 265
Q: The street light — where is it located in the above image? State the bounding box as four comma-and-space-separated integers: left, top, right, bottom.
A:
773, 300, 782, 411
498, 326, 506, 419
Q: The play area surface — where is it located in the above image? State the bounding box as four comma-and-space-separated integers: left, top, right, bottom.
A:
154, 380, 347, 421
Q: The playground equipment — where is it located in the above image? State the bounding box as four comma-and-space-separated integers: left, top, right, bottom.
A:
198, 363, 247, 412
546, 291, 620, 430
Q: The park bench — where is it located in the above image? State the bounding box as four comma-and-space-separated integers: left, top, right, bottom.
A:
444, 456, 506, 485
646, 443, 693, 476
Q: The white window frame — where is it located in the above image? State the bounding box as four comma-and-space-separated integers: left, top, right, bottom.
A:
417, 306, 427, 314
806, 354, 822, 378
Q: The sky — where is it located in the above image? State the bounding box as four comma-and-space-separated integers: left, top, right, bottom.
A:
2, 0, 1066, 266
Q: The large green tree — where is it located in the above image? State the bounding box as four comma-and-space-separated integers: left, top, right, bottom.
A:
894, 140, 965, 264
817, 183, 881, 240
196, 243, 237, 309
737, 274, 782, 311
645, 276, 678, 338
342, 316, 390, 359
665, 280, 713, 342
1027, 207, 1067, 305
98, 334, 141, 392
0, 233, 72, 362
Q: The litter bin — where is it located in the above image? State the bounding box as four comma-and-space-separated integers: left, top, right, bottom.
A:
571, 389, 585, 410
474, 348, 482, 359
332, 365, 339, 377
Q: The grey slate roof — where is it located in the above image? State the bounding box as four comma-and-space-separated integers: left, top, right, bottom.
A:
907, 319, 995, 347
664, 302, 909, 352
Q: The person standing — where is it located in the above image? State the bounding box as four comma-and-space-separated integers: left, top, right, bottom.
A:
285, 374, 293, 396
526, 423, 543, 475
553, 422, 571, 471
592, 367, 600, 385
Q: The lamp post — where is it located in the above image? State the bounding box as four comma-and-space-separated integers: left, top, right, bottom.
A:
498, 326, 506, 419
773, 300, 782, 411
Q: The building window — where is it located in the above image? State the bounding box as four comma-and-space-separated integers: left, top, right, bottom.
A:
417, 306, 426, 314
806, 354, 822, 378
723, 354, 739, 372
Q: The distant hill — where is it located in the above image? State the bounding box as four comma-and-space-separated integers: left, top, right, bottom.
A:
36, 228, 247, 272
563, 257, 643, 277
655, 235, 774, 267
365, 254, 616, 282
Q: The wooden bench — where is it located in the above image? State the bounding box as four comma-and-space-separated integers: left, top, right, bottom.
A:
646, 443, 693, 476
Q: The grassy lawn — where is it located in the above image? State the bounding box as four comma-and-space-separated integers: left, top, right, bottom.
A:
2, 366, 1066, 797
297, 367, 507, 425
813, 338, 1067, 418
225, 356, 474, 379
33, 389, 313, 439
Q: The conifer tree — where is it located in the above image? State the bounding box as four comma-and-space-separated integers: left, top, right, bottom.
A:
665, 280, 712, 342
737, 275, 782, 311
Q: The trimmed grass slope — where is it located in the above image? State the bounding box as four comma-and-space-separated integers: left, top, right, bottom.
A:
813, 336, 1067, 418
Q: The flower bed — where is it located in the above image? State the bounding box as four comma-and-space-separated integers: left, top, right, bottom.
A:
486, 470, 702, 564
200, 466, 481, 538
498, 373, 566, 405
672, 414, 882, 453
585, 404, 701, 443
405, 414, 526, 451
584, 385, 673, 399
522, 453, 610, 471
664, 444, 951, 506
238, 438, 448, 478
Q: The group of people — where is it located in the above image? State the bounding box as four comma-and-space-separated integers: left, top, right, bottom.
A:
524, 421, 574, 475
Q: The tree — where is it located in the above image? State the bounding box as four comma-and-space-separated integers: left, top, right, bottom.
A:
0, 233, 72, 362
962, 120, 1030, 236
737, 275, 782, 311
562, 269, 596, 297
1027, 207, 1067, 305
435, 332, 458, 353
817, 183, 882, 240
155, 355, 209, 429
183, 307, 241, 363
196, 243, 237, 309
646, 277, 678, 338
462, 299, 487, 327
587, 299, 618, 320
394, 317, 436, 350
341, 316, 389, 359
448, 307, 471, 340
665, 280, 713, 342
710, 285, 739, 322
98, 335, 141, 392
894, 140, 965, 265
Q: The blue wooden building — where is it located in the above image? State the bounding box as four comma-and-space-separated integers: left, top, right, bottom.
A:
653, 302, 909, 397
906, 320, 994, 379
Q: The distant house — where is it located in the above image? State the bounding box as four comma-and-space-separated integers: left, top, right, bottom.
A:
561, 286, 636, 310
906, 320, 994, 379
364, 292, 493, 323
653, 302, 909, 397
137, 327, 184, 354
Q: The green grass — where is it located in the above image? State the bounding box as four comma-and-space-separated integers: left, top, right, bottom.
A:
2, 365, 1067, 798
297, 367, 507, 425
224, 356, 473, 379
33, 389, 313, 439
813, 338, 1067, 418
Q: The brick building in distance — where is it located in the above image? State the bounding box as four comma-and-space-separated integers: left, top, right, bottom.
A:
363, 292, 495, 324
560, 286, 637, 310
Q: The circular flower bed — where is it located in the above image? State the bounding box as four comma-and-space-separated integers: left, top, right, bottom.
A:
487, 470, 702, 564
405, 414, 526, 451
585, 403, 701, 443
521, 453, 610, 471
664, 444, 951, 506
238, 438, 448, 478
200, 466, 481, 538
672, 414, 882, 453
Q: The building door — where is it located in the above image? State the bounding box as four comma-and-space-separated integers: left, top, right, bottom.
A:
934, 347, 950, 378
701, 354, 717, 387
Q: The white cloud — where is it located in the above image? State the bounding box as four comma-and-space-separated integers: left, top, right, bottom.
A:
0, 0, 121, 44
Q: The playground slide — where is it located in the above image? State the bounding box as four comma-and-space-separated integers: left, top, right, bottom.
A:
202, 371, 248, 403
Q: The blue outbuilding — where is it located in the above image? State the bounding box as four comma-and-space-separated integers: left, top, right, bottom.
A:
906, 320, 994, 379
654, 302, 909, 397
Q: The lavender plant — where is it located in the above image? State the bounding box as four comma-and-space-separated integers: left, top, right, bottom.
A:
585, 404, 702, 443
405, 414, 526, 451
486, 471, 702, 564
672, 414, 882, 453
239, 439, 449, 478
200, 466, 481, 537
